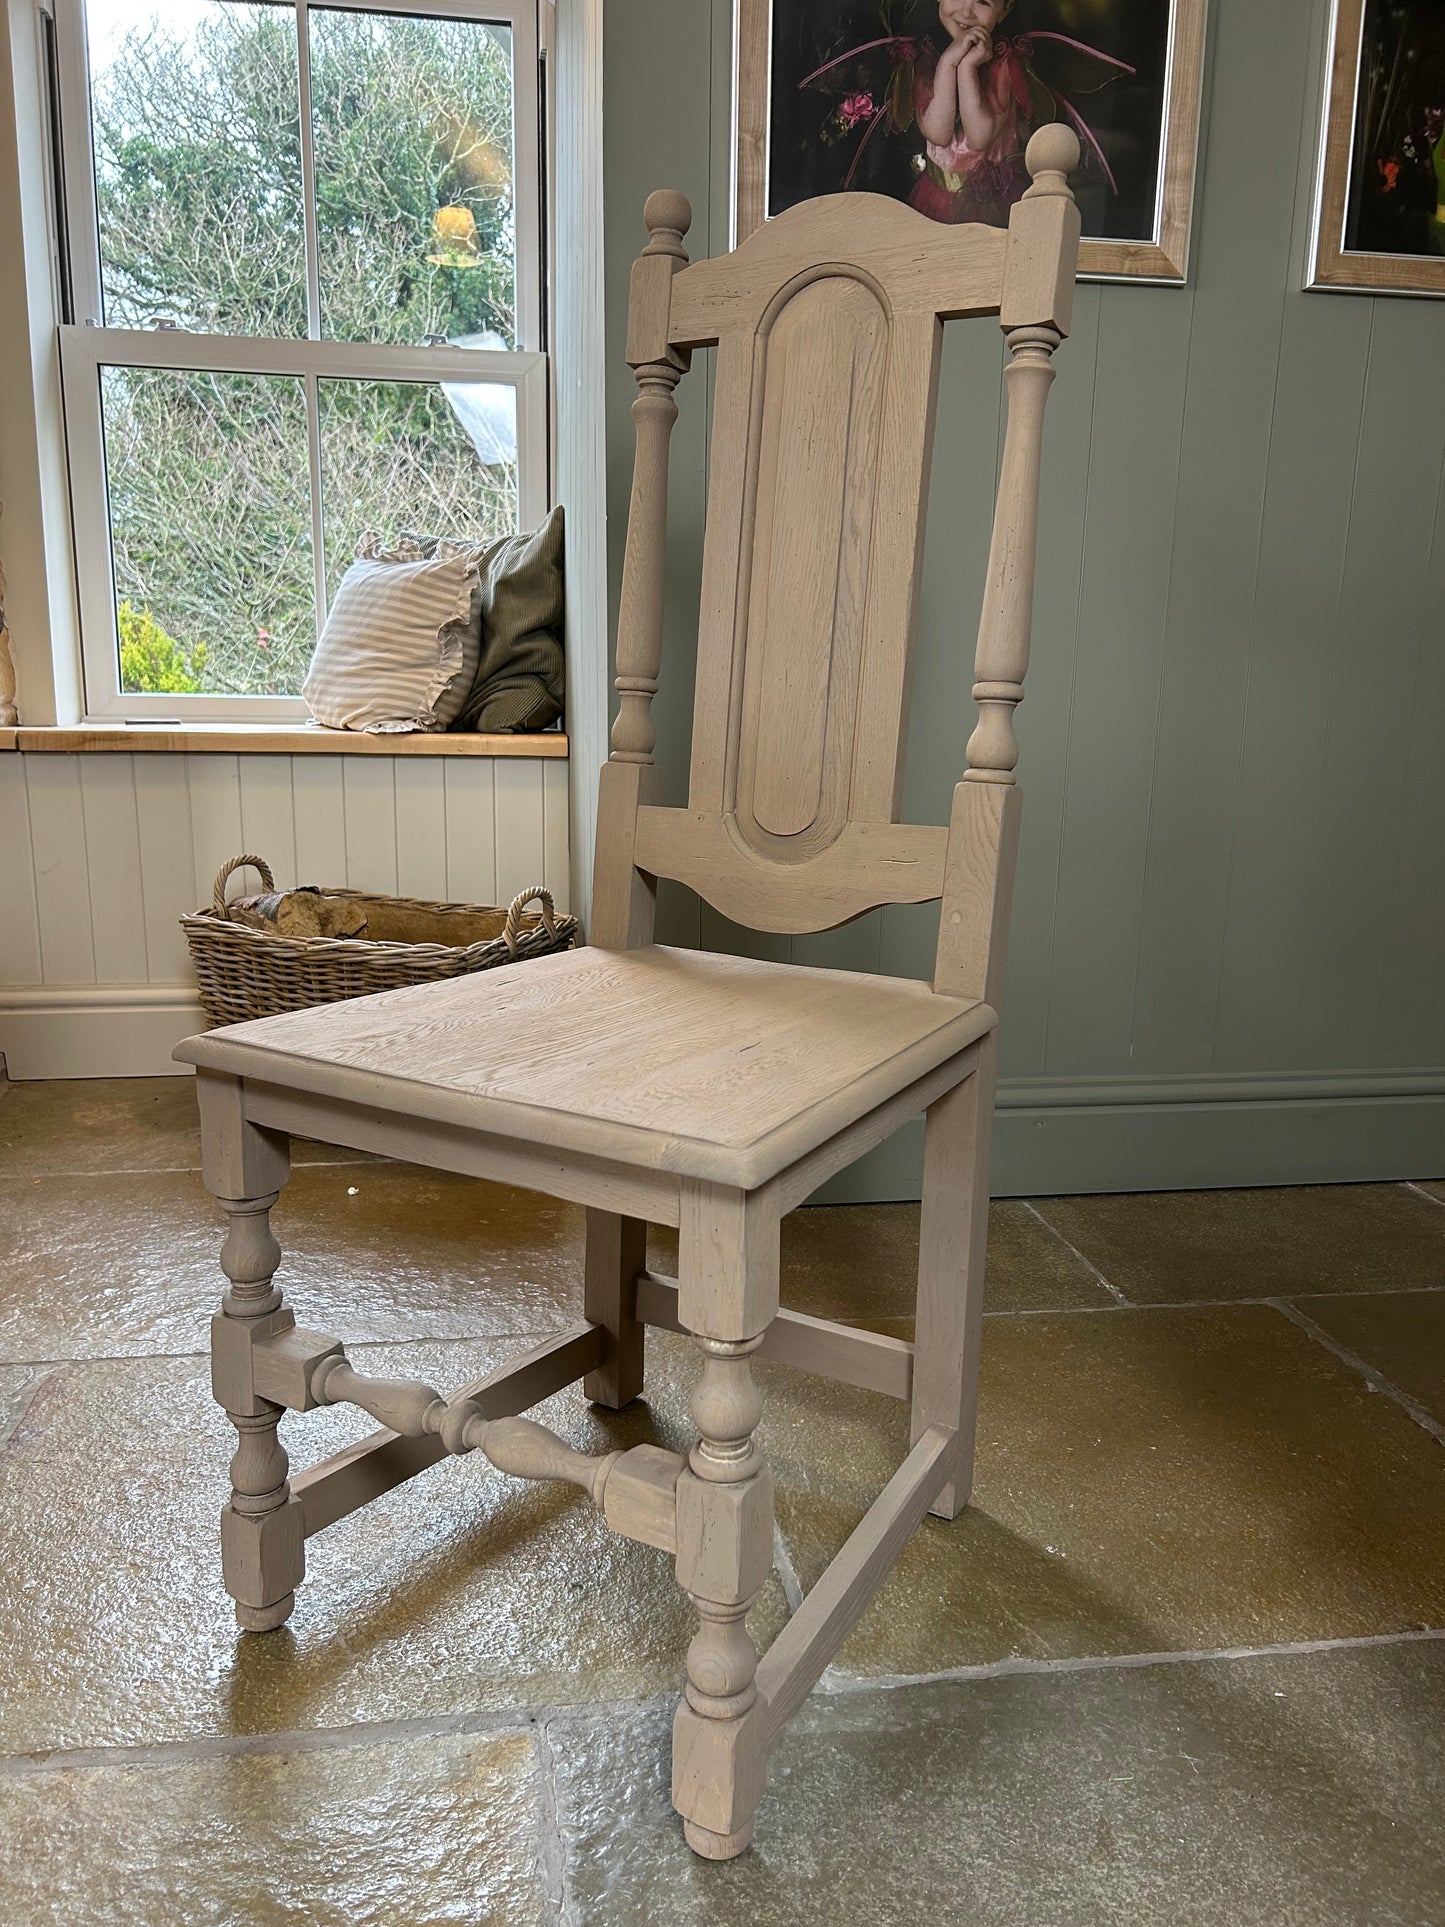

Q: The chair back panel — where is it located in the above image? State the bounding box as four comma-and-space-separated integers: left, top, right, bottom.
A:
667, 201, 1006, 917
599, 133, 1080, 954
740, 272, 889, 846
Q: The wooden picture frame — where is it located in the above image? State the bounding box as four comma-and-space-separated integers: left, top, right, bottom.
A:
733, 0, 1208, 282
1309, 0, 1445, 298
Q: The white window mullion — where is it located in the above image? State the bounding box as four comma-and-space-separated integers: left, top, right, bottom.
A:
295, 0, 324, 342
59, 327, 546, 385
509, 0, 543, 352
304, 370, 329, 632
52, 0, 102, 324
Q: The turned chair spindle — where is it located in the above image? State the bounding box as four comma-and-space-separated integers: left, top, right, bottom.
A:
610, 189, 692, 768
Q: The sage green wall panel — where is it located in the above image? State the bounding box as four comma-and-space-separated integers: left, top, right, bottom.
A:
901, 314, 1005, 841
793, 911, 883, 978
1374, 474, 1445, 1067
1126, 0, 1309, 1074
1293, 301, 1445, 1070
601, 0, 1445, 1197
1042, 285, 1194, 1077
1209, 291, 1374, 1071
699, 903, 792, 965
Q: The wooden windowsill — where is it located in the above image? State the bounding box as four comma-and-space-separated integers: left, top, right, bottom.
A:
0, 723, 568, 758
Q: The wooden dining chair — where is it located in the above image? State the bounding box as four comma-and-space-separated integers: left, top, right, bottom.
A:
177, 125, 1081, 1861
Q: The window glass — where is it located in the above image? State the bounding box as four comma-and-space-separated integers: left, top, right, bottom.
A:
317, 378, 518, 598
64, 2, 541, 716
87, 2, 307, 336
310, 9, 517, 348
101, 367, 314, 695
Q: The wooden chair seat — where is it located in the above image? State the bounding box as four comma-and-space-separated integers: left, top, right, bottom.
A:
178, 130, 1083, 1869
181, 945, 995, 1189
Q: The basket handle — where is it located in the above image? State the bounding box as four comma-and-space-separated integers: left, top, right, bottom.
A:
502, 885, 558, 957
213, 854, 275, 917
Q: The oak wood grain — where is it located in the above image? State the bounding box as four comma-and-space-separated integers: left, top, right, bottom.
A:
179, 945, 993, 1189
11, 725, 567, 757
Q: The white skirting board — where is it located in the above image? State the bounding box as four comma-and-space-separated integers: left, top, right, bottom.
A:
3, 993, 1442, 1199
0, 986, 207, 1079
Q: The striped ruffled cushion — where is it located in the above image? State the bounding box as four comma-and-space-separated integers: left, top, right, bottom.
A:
302, 534, 485, 734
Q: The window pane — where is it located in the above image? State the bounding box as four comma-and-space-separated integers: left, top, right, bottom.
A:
309, 9, 517, 348
100, 367, 314, 695
317, 378, 517, 598
87, 3, 307, 337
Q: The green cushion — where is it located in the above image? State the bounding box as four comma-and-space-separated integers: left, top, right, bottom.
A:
457, 625, 566, 732
453, 505, 565, 733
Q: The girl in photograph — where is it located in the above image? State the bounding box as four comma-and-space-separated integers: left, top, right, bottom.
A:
910, 0, 1035, 226
799, 0, 1134, 229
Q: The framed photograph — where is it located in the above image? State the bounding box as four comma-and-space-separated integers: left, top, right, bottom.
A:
734, 0, 1208, 281
1310, 0, 1445, 296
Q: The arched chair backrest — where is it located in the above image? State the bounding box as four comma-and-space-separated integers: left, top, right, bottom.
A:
592, 126, 1080, 1008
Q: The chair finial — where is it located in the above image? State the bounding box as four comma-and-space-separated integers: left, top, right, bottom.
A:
1023, 125, 1079, 197
643, 190, 692, 258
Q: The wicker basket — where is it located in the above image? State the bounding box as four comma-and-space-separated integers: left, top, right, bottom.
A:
182, 855, 577, 1028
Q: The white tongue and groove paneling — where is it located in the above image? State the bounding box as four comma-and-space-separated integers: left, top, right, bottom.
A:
341, 756, 399, 896
0, 757, 42, 986
185, 753, 244, 907
443, 757, 498, 906
26, 755, 95, 982
493, 759, 547, 902
393, 761, 448, 903
133, 756, 196, 981
291, 757, 348, 888
237, 755, 299, 891
78, 755, 148, 982
0, 748, 568, 1078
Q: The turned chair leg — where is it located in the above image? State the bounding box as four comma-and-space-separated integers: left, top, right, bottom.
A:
670, 1181, 778, 1859
910, 1037, 996, 1519
211, 1189, 305, 1630
582, 1208, 647, 1408
672, 1333, 774, 1859
196, 1069, 304, 1632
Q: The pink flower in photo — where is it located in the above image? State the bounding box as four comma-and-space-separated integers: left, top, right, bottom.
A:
839, 91, 875, 128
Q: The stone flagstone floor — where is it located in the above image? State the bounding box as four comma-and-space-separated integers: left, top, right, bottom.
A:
1, 1078, 1442, 1924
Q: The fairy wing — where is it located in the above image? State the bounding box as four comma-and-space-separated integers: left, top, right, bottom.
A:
791, 31, 924, 193
1012, 32, 1134, 194
1016, 30, 1135, 99
795, 31, 920, 121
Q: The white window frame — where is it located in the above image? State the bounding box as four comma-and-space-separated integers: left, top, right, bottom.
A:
52, 0, 549, 722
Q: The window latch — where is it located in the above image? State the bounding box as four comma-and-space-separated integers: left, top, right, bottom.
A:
146, 315, 182, 330
421, 332, 449, 347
